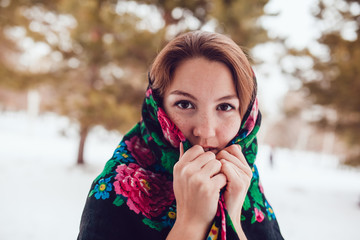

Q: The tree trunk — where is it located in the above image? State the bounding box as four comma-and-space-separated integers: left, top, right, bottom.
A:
77, 126, 89, 165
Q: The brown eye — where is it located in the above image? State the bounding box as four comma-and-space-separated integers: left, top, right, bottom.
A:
217, 103, 234, 111
176, 100, 193, 109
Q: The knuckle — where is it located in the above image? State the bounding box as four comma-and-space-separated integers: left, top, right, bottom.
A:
189, 174, 203, 186
174, 163, 191, 178
213, 160, 222, 170
229, 144, 238, 151
219, 149, 226, 154
217, 150, 226, 158
173, 162, 182, 173
199, 184, 213, 197
182, 165, 193, 178
208, 160, 221, 171
204, 151, 216, 159
213, 159, 222, 167
222, 160, 230, 167
193, 145, 205, 152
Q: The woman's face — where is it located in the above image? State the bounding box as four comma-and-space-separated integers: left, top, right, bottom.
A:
163, 57, 241, 154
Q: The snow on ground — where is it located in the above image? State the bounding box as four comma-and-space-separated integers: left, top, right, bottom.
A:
257, 148, 360, 240
1, 111, 360, 240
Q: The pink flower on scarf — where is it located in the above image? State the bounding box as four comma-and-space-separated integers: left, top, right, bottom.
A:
125, 136, 155, 167
244, 98, 259, 135
146, 88, 152, 97
157, 107, 185, 147
254, 207, 265, 222
114, 163, 175, 218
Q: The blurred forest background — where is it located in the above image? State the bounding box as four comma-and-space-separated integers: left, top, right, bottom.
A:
0, 0, 359, 166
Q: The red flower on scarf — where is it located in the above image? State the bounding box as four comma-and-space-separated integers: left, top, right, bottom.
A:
157, 107, 185, 147
254, 207, 265, 222
125, 136, 155, 167
113, 163, 175, 218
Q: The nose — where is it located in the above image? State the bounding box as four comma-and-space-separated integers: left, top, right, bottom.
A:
192, 111, 216, 139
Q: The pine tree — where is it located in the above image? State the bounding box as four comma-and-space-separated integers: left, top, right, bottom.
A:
297, 0, 360, 165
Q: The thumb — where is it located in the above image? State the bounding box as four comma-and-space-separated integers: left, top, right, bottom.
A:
179, 142, 184, 158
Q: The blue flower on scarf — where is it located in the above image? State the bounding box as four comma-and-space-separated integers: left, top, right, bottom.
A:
161, 207, 176, 227
94, 177, 112, 200
252, 164, 259, 179
239, 130, 248, 139
112, 142, 135, 163
265, 200, 276, 220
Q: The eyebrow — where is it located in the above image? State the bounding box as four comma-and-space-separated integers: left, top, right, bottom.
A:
169, 90, 238, 102
169, 90, 196, 100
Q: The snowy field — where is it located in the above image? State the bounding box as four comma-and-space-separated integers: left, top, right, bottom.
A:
1, 111, 360, 240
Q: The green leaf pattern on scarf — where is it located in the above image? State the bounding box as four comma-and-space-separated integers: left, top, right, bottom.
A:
243, 195, 251, 211
94, 159, 117, 183
113, 196, 125, 207
160, 150, 178, 174
142, 218, 163, 232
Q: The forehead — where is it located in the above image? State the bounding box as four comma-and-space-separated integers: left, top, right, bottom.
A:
166, 57, 237, 98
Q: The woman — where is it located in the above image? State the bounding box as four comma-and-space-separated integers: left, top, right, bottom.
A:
78, 31, 283, 240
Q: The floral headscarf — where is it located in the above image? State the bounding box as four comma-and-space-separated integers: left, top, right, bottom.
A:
78, 74, 283, 240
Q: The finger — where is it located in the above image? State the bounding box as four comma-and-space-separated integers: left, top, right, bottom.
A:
179, 145, 204, 163
200, 159, 222, 178
189, 151, 217, 170
211, 173, 227, 190
220, 160, 251, 205
221, 159, 252, 180
175, 147, 215, 176
217, 146, 249, 172
179, 142, 184, 158
217, 149, 243, 169
221, 145, 244, 162
227, 144, 243, 160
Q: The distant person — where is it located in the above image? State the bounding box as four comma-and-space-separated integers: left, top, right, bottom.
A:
269, 145, 275, 168
78, 31, 284, 240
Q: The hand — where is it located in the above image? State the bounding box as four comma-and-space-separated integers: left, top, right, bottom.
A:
216, 144, 253, 226
171, 143, 227, 239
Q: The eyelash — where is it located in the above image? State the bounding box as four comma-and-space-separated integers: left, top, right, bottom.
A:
175, 100, 194, 109
174, 100, 235, 112
217, 103, 235, 111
